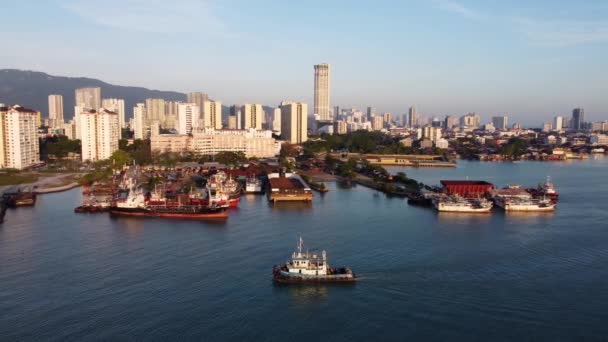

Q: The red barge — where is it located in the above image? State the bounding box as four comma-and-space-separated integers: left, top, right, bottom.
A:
110, 181, 227, 220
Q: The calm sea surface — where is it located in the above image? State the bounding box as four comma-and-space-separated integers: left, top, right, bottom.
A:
1, 156, 608, 341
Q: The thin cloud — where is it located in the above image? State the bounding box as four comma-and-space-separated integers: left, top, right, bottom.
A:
431, 0, 486, 21
61, 0, 231, 36
430, 1, 608, 47
513, 17, 608, 47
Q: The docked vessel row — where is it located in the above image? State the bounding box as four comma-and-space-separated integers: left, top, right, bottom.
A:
411, 177, 560, 213
75, 165, 319, 219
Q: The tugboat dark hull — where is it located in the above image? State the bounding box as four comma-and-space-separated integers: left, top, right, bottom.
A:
272, 265, 356, 283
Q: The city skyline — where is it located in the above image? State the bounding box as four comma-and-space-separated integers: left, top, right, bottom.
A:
1, 1, 608, 123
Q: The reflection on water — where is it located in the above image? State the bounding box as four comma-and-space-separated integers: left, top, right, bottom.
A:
503, 210, 555, 223
273, 282, 356, 306
436, 212, 493, 223
109, 215, 228, 227
269, 201, 313, 212
336, 180, 355, 190
117, 217, 146, 238
242, 194, 261, 203
275, 283, 329, 302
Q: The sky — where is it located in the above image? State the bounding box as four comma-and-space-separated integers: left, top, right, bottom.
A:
2, 0, 608, 125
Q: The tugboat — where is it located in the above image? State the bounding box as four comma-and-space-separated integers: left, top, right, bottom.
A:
273, 237, 356, 283
527, 176, 559, 202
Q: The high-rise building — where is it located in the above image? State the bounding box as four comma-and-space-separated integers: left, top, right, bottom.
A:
133, 103, 146, 139
79, 108, 119, 162
491, 116, 508, 130
334, 106, 340, 119
163, 101, 181, 130
367, 107, 376, 121
553, 116, 563, 131
177, 103, 200, 135
187, 92, 208, 111
280, 101, 308, 144
460, 113, 480, 130
241, 104, 263, 130
272, 107, 281, 133
572, 108, 585, 131
230, 105, 242, 129
314, 63, 330, 121
408, 106, 418, 128
444, 115, 458, 130
145, 98, 166, 125
48, 95, 64, 128
227, 116, 237, 129
383, 112, 392, 125
334, 120, 347, 134
542, 122, 552, 132
372, 116, 384, 131
203, 101, 222, 129
73, 105, 85, 140
165, 101, 180, 116
0, 105, 41, 169
102, 98, 125, 137
75, 87, 101, 109
422, 125, 442, 142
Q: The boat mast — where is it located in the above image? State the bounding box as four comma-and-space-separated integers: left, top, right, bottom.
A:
298, 237, 303, 256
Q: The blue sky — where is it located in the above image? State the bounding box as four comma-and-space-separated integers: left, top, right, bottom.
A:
2, 0, 608, 124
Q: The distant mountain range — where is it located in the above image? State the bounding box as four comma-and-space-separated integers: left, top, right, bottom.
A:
0, 69, 274, 121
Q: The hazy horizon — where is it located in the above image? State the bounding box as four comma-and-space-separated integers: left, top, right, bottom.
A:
2, 0, 607, 124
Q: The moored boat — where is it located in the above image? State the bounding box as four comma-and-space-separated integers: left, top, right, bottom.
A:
494, 197, 556, 212
433, 195, 493, 213
527, 176, 558, 201
109, 178, 227, 219
244, 176, 263, 193
3, 187, 37, 207
273, 237, 355, 283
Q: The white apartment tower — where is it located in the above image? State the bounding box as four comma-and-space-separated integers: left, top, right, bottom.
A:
79, 108, 119, 162
314, 63, 330, 121
241, 104, 263, 130
280, 101, 308, 144
75, 87, 101, 109
491, 116, 508, 130
177, 103, 200, 135
203, 100, 222, 129
272, 107, 281, 133
408, 106, 418, 128
102, 98, 125, 137
0, 105, 41, 169
133, 103, 146, 139
554, 116, 564, 131
48, 95, 64, 128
